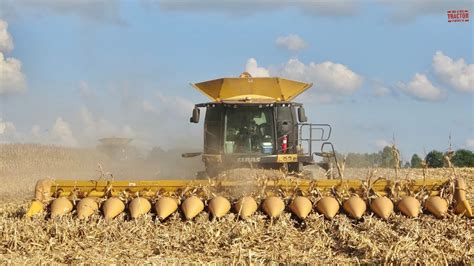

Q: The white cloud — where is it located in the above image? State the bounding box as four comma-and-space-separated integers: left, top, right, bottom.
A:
379, 0, 472, 22
0, 20, 14, 53
375, 139, 391, 149
0, 20, 27, 95
0, 53, 27, 94
1, 0, 125, 25
158, 0, 469, 22
245, 58, 270, 77
276, 58, 363, 94
0, 118, 16, 135
371, 80, 391, 97
276, 34, 308, 52
466, 139, 474, 150
397, 73, 444, 101
51, 117, 78, 147
244, 57, 362, 103
158, 0, 358, 17
432, 51, 474, 93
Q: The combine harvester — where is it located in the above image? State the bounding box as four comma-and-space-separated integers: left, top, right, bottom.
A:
27, 73, 472, 220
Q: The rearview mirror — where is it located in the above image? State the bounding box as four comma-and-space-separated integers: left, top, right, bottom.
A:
298, 107, 307, 123
190, 108, 200, 123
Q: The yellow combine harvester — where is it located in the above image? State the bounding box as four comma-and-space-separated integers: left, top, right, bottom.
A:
26, 73, 472, 220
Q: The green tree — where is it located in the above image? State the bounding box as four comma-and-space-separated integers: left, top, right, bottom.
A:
452, 149, 474, 167
425, 150, 443, 168
411, 154, 422, 168
380, 146, 395, 167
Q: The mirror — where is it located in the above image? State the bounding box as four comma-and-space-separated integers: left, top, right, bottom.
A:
190, 108, 200, 123
298, 107, 307, 122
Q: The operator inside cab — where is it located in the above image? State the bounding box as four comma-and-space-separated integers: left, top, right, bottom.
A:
225, 108, 273, 154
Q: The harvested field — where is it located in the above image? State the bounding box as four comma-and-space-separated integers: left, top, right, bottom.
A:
0, 144, 473, 264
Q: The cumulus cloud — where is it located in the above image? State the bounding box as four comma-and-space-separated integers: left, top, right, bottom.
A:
0, 20, 14, 53
379, 0, 472, 22
432, 51, 474, 93
51, 117, 78, 147
371, 79, 391, 97
275, 34, 308, 52
276, 58, 363, 94
0, 20, 27, 95
158, 0, 466, 22
0, 53, 27, 94
245, 58, 270, 77
397, 73, 444, 101
1, 0, 125, 25
244, 57, 362, 103
158, 0, 358, 17
0, 117, 16, 135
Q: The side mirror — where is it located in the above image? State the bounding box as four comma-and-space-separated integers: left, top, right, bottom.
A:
190, 108, 200, 123
298, 107, 308, 123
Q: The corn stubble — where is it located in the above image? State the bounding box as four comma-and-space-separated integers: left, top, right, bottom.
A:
0, 144, 473, 264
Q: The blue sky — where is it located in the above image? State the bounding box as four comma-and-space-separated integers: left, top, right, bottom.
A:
0, 0, 473, 162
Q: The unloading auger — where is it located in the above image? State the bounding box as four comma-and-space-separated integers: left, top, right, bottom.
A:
26, 73, 472, 220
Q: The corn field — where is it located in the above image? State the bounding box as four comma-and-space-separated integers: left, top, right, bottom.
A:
0, 144, 473, 264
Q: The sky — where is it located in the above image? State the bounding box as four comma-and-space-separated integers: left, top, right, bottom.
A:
0, 0, 473, 162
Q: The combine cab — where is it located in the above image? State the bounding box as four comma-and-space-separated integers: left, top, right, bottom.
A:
186, 72, 336, 176
26, 73, 472, 221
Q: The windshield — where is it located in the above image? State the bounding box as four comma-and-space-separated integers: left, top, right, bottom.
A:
224, 107, 274, 154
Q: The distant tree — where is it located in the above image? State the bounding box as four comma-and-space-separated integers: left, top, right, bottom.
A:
452, 149, 474, 167
411, 154, 422, 168
425, 150, 444, 168
403, 161, 411, 168
380, 146, 395, 167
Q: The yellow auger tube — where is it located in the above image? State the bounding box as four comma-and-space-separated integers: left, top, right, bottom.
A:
29, 178, 448, 198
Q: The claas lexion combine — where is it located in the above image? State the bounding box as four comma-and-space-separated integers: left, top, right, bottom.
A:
27, 73, 472, 221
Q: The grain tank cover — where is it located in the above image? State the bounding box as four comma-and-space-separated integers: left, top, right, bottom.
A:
191, 73, 312, 102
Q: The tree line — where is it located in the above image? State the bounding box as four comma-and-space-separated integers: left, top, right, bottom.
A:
328, 147, 474, 168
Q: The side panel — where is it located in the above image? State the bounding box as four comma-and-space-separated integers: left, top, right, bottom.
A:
275, 105, 298, 154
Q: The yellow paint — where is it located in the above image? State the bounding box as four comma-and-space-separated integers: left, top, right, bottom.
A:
191, 76, 312, 102
29, 178, 450, 199
277, 154, 298, 163
26, 200, 44, 217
